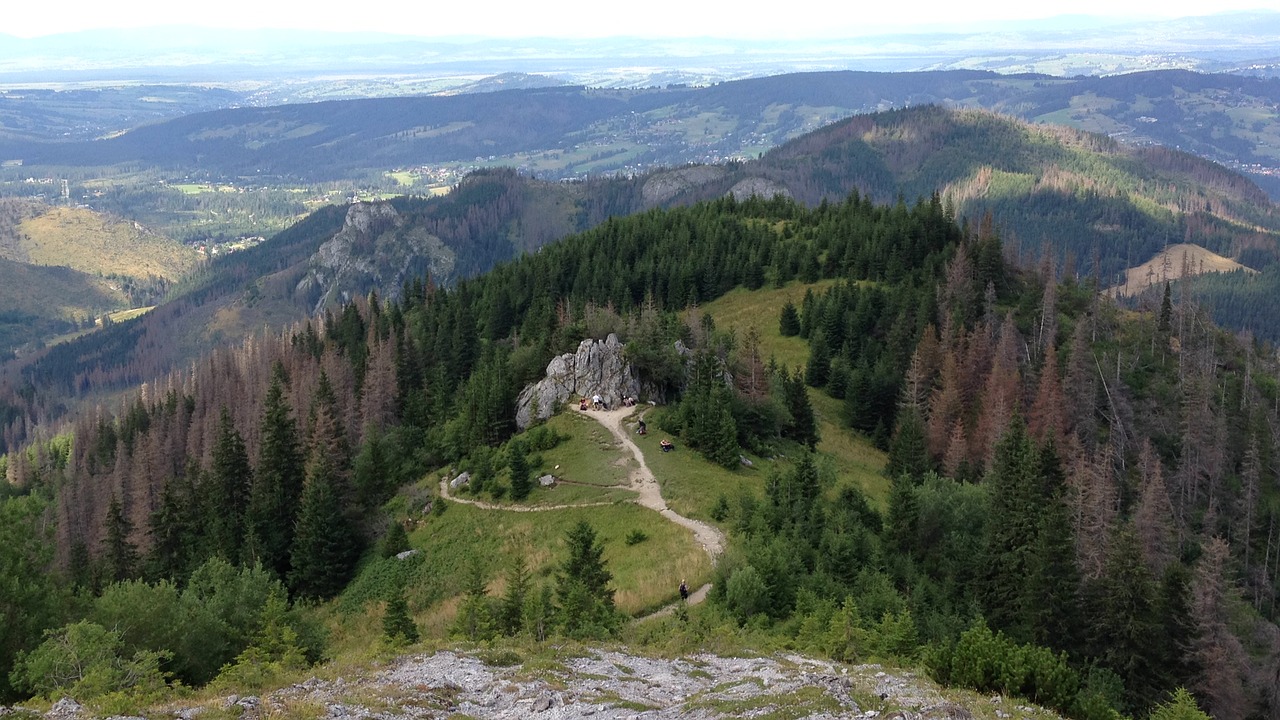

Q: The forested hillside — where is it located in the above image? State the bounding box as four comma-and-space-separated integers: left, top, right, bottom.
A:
6, 105, 1279, 456
0, 188, 1277, 719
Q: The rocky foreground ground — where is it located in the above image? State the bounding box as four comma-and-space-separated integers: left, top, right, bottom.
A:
28, 647, 1058, 720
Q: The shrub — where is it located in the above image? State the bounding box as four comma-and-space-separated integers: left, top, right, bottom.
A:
11, 621, 171, 703
625, 529, 648, 545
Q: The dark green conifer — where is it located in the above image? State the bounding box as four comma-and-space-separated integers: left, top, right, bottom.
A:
287, 447, 358, 600
103, 494, 139, 584
383, 591, 419, 645
248, 365, 304, 578
508, 438, 531, 501
779, 301, 801, 337
885, 406, 930, 482
208, 406, 252, 562
557, 521, 617, 638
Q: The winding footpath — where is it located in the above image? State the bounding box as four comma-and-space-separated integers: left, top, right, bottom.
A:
439, 404, 726, 614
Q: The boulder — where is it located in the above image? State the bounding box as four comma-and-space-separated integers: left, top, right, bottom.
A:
516, 334, 642, 429
450, 471, 471, 489
538, 474, 556, 487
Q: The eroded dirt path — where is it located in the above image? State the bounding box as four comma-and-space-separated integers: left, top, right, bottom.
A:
581, 406, 725, 559
439, 405, 726, 615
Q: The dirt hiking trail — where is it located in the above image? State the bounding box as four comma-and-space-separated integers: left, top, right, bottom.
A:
439, 404, 725, 616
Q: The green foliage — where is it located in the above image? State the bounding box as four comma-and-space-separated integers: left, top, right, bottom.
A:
379, 523, 411, 559
624, 529, 648, 546
10, 621, 170, 704
1149, 688, 1212, 720
556, 521, 619, 639
0, 496, 67, 700
453, 559, 495, 642
508, 438, 532, 501
382, 592, 419, 646
211, 591, 308, 692
288, 443, 360, 600
779, 301, 801, 337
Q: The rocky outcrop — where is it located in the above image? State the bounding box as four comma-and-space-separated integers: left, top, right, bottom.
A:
727, 176, 792, 201
146, 647, 990, 720
641, 165, 728, 205
296, 201, 457, 315
515, 334, 640, 429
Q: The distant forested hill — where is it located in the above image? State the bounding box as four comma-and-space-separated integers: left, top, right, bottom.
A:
6, 69, 1280, 197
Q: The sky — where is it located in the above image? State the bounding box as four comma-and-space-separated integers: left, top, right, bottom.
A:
3, 0, 1277, 39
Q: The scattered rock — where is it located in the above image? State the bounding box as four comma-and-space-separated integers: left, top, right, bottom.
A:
532, 693, 553, 712
538, 474, 556, 487
739, 455, 753, 467
450, 471, 471, 490
395, 549, 419, 560
46, 699, 83, 720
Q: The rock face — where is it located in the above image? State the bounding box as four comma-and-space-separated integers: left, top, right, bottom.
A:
641, 165, 728, 205
727, 176, 792, 202
515, 334, 641, 429
296, 201, 457, 315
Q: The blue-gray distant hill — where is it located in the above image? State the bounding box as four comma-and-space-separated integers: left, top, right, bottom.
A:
7, 69, 1280, 199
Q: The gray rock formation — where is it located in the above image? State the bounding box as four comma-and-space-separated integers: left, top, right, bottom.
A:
641, 165, 728, 206
727, 177, 792, 202
515, 334, 641, 429
296, 201, 457, 315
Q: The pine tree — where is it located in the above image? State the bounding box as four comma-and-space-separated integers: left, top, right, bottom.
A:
146, 468, 197, 581
782, 368, 818, 448
708, 386, 740, 469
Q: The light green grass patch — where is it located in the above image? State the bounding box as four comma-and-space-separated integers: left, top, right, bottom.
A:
809, 391, 888, 508
536, 411, 632, 487
408, 500, 710, 617
699, 280, 838, 371
635, 408, 768, 524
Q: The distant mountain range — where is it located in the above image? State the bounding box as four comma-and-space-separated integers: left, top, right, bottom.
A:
6, 68, 1280, 200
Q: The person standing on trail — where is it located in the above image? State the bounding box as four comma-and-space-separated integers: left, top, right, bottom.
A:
592, 393, 602, 409
679, 579, 689, 602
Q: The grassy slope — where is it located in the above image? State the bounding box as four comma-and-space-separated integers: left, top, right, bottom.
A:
17, 206, 199, 280
700, 280, 889, 507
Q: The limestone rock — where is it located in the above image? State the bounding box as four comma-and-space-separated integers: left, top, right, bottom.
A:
538, 474, 556, 487
296, 201, 457, 315
450, 471, 471, 489
515, 334, 641, 429
727, 177, 792, 202
641, 165, 727, 206
45, 700, 84, 720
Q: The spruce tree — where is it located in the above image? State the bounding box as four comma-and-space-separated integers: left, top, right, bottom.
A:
103, 494, 139, 584
383, 591, 419, 645
779, 301, 801, 337
287, 448, 358, 600
508, 438, 531, 501
885, 406, 930, 482
783, 368, 818, 448
979, 416, 1040, 641
248, 366, 304, 579
453, 558, 494, 641
208, 406, 252, 562
557, 521, 617, 638
498, 555, 531, 636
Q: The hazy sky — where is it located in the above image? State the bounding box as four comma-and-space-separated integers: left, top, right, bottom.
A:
4, 0, 1276, 39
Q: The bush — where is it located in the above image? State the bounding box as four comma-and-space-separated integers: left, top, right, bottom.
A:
624, 529, 648, 545
11, 621, 171, 703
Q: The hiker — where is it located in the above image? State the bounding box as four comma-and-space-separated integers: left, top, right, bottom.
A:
679, 579, 689, 601
592, 393, 602, 409
579, 397, 588, 411
637, 419, 647, 435
660, 438, 674, 452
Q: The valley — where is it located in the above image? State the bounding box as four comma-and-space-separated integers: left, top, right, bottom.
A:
3, 15, 1280, 720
